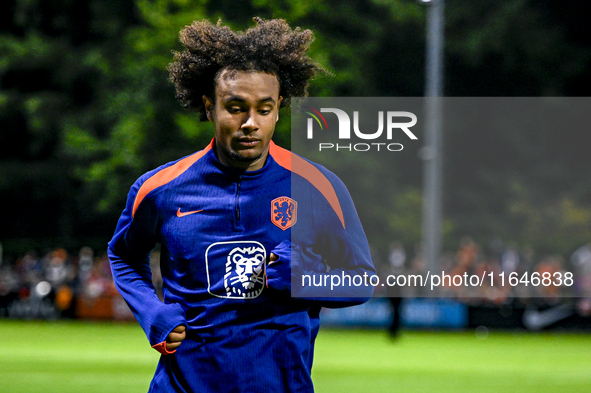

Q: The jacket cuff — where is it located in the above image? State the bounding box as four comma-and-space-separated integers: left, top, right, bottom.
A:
147, 303, 187, 345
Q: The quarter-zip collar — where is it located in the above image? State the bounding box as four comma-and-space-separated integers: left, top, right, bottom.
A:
208, 138, 273, 180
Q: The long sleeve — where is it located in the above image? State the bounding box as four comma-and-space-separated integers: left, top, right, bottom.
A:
107, 176, 187, 352
266, 163, 376, 307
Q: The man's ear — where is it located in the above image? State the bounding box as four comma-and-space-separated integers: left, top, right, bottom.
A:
276, 96, 283, 122
203, 96, 214, 121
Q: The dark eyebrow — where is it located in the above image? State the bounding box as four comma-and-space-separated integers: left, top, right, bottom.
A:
222, 96, 276, 105
258, 97, 276, 104
223, 96, 245, 104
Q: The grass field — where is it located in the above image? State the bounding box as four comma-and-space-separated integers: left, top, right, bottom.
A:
1, 320, 590, 393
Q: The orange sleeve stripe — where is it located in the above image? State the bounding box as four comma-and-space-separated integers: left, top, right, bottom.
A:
269, 141, 345, 228
132, 140, 214, 217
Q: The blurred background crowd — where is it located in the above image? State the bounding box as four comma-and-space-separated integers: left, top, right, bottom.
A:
2, 237, 590, 323
376, 238, 591, 308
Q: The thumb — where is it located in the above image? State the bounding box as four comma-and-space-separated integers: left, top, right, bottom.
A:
268, 253, 279, 264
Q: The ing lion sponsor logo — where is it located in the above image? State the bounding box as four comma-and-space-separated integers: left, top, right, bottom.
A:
224, 246, 265, 298
271, 196, 297, 230
205, 241, 266, 299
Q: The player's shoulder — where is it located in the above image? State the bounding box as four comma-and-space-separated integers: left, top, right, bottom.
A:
269, 141, 351, 228
269, 141, 347, 191
129, 141, 214, 200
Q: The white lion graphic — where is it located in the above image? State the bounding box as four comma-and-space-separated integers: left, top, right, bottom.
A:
224, 246, 265, 298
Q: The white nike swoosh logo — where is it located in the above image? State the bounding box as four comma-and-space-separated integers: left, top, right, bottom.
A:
522, 304, 573, 331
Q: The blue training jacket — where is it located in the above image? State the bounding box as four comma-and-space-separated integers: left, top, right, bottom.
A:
108, 139, 375, 392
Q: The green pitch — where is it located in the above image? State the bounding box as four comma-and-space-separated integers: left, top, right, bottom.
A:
1, 320, 590, 393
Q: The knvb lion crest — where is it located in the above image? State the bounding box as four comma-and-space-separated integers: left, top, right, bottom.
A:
271, 196, 297, 230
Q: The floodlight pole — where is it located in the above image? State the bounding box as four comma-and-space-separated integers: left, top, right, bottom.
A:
421, 0, 444, 287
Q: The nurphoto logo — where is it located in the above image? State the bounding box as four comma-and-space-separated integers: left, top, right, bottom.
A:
304, 106, 418, 152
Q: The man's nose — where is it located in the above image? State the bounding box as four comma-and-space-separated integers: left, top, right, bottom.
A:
241, 110, 259, 131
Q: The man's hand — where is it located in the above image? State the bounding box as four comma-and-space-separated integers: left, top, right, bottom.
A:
166, 325, 186, 352
266, 241, 304, 292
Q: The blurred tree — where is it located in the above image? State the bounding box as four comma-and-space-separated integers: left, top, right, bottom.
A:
442, 1, 591, 253
446, 0, 590, 96
61, 0, 429, 255
1, 0, 591, 259
0, 0, 140, 252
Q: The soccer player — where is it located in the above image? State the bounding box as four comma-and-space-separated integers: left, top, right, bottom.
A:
108, 17, 375, 392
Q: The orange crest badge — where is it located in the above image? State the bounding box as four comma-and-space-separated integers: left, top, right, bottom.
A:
271, 197, 297, 230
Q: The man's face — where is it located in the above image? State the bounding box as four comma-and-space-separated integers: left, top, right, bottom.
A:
204, 69, 282, 171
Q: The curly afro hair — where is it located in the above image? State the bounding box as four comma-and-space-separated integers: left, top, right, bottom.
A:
167, 17, 322, 121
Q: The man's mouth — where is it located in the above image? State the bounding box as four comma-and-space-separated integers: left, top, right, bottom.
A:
236, 138, 260, 147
